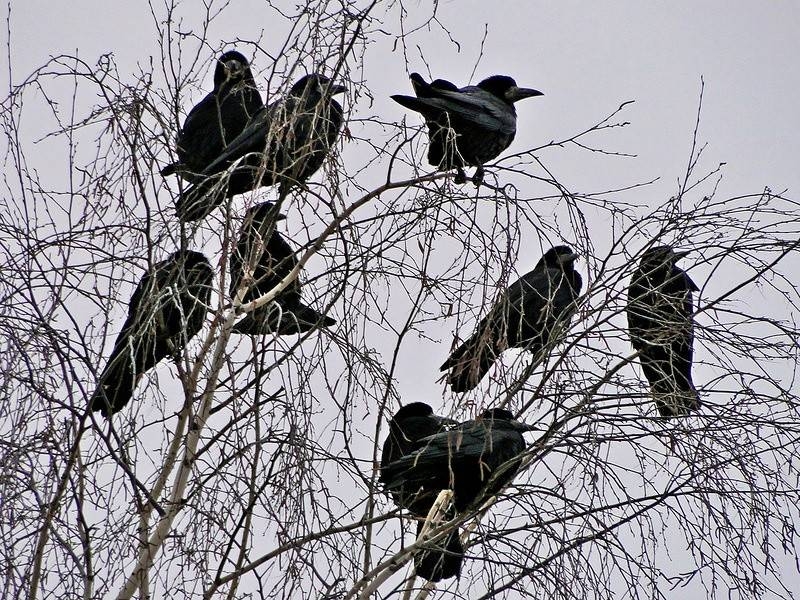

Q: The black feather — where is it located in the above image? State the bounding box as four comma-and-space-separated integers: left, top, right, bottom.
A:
230, 202, 335, 336
90, 250, 213, 417
627, 246, 700, 417
392, 72, 542, 184
441, 245, 582, 392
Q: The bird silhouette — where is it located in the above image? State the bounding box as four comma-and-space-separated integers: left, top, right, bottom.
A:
627, 246, 700, 417
380, 402, 457, 515
379, 403, 463, 582
392, 73, 542, 184
382, 406, 532, 581
161, 50, 262, 181
229, 202, 336, 335
91, 250, 213, 417
441, 245, 582, 393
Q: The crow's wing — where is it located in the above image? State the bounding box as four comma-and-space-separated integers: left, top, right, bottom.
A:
196, 103, 272, 176
381, 424, 486, 487
230, 224, 298, 302
484, 266, 561, 348
392, 88, 515, 138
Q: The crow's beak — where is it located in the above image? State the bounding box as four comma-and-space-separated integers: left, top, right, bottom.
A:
223, 59, 243, 77
559, 252, 580, 265
510, 419, 537, 432
329, 83, 347, 96
673, 250, 691, 260
506, 86, 544, 103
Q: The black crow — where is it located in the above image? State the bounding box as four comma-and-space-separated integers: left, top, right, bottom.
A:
627, 246, 700, 417
176, 74, 346, 222
161, 50, 262, 181
380, 402, 457, 515
392, 73, 542, 184
382, 406, 531, 581
381, 408, 533, 512
90, 250, 213, 417
379, 403, 463, 582
441, 245, 582, 393
229, 201, 336, 335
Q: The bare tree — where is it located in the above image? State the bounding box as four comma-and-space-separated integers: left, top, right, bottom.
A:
2, 2, 799, 599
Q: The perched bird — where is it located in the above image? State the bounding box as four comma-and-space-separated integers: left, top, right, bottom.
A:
379, 403, 462, 582
177, 73, 346, 222
382, 407, 531, 581
441, 245, 583, 393
161, 50, 262, 181
627, 246, 700, 417
229, 201, 336, 335
392, 73, 542, 185
90, 250, 213, 417
380, 402, 457, 515
381, 408, 533, 512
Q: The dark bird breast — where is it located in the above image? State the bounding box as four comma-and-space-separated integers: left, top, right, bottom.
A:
627, 258, 700, 417
173, 81, 263, 180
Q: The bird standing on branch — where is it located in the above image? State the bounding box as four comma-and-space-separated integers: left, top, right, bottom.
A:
392, 73, 542, 185
91, 250, 213, 417
161, 50, 262, 182
380, 402, 457, 515
229, 201, 336, 335
627, 246, 700, 417
379, 403, 463, 582
441, 245, 582, 393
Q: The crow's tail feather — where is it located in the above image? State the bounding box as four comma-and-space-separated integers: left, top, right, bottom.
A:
413, 516, 463, 582
440, 334, 495, 393
90, 351, 137, 418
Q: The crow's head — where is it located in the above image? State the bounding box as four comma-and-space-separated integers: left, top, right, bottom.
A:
215, 50, 254, 87
540, 245, 580, 270
478, 75, 543, 105
290, 74, 347, 103
639, 246, 691, 277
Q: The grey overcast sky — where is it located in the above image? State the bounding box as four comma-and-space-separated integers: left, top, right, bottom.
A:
8, 1, 800, 388
5, 1, 800, 597
8, 1, 800, 197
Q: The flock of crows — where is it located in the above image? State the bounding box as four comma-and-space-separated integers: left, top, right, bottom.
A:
89, 50, 702, 582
